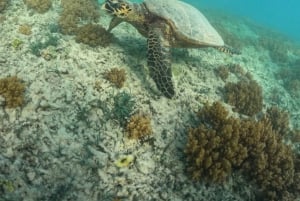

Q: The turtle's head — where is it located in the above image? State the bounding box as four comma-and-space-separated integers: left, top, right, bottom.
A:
102, 0, 145, 22
102, 0, 132, 18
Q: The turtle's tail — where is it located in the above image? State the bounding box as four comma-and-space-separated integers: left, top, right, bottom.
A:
215, 45, 241, 55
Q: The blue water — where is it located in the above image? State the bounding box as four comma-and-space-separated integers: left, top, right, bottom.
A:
123, 0, 300, 42
186, 0, 300, 42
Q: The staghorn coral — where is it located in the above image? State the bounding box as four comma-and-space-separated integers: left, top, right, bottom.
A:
185, 102, 297, 200
23, 0, 51, 13
0, 76, 25, 108
59, 0, 99, 35
0, 0, 9, 12
75, 24, 113, 47
224, 79, 263, 116
104, 68, 126, 88
126, 114, 152, 140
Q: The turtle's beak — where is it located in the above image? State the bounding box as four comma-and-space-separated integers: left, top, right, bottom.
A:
101, 0, 133, 18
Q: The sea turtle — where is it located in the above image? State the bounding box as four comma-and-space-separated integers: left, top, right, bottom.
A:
102, 0, 239, 98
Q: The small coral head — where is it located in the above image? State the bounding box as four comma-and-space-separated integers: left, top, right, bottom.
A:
102, 0, 133, 18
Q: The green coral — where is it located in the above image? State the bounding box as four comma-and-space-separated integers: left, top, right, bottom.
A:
29, 34, 59, 56
112, 91, 135, 126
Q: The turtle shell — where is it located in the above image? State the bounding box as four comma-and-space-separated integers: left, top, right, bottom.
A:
144, 0, 224, 47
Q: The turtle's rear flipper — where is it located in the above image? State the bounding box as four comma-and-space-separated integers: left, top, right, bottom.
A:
215, 45, 241, 55
147, 25, 175, 98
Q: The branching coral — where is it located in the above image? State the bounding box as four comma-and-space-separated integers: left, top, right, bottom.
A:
75, 24, 113, 47
185, 102, 297, 200
0, 76, 25, 108
104, 68, 126, 88
23, 0, 51, 13
266, 106, 290, 137
185, 102, 248, 182
59, 0, 100, 35
126, 114, 152, 140
224, 79, 263, 116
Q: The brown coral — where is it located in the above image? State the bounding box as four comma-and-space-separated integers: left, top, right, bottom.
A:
18, 24, 32, 35
23, 0, 51, 13
59, 0, 100, 35
224, 79, 263, 116
0, 0, 9, 12
214, 65, 229, 81
75, 24, 113, 47
125, 114, 152, 140
104, 68, 126, 88
0, 76, 25, 108
186, 102, 248, 182
185, 102, 297, 200
266, 106, 290, 137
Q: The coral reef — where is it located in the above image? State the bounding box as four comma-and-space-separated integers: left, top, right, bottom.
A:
224, 79, 263, 116
239, 118, 295, 200
185, 102, 248, 182
185, 102, 298, 200
266, 106, 290, 137
0, 76, 25, 108
104, 68, 126, 88
214, 65, 229, 81
29, 34, 59, 56
18, 24, 32, 35
126, 114, 152, 140
23, 0, 51, 13
0, 0, 9, 12
276, 61, 300, 98
112, 92, 135, 126
259, 34, 290, 64
75, 24, 113, 47
59, 0, 99, 35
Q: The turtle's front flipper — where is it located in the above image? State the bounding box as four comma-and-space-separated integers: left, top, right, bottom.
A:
147, 26, 175, 98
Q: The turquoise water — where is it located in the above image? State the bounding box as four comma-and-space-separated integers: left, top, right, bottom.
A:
126, 0, 300, 42
188, 0, 300, 42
